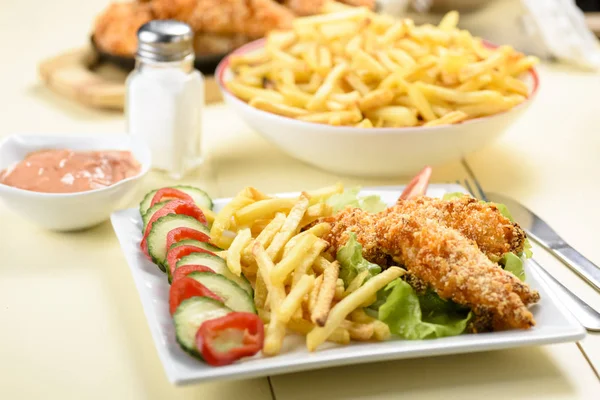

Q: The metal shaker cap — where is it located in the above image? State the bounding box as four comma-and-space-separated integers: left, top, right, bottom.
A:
136, 20, 194, 62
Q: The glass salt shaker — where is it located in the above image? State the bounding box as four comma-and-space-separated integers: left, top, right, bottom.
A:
126, 20, 204, 179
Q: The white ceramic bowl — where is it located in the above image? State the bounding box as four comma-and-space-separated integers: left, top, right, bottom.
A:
216, 40, 539, 178
0, 134, 151, 231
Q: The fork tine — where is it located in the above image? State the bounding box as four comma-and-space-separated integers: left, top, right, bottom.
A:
463, 179, 477, 198
461, 160, 489, 201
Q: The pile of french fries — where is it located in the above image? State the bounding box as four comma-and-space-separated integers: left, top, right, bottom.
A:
226, 1, 538, 128
211, 184, 405, 354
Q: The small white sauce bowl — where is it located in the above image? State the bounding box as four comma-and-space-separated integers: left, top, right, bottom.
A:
0, 134, 151, 231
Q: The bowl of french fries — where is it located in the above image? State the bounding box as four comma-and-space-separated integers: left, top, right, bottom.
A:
216, 3, 539, 177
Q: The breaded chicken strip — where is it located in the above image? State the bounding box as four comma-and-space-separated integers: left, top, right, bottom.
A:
284, 0, 375, 16
94, 2, 154, 56
152, 0, 197, 21
188, 0, 295, 38
375, 211, 537, 330
393, 196, 527, 261
324, 207, 539, 330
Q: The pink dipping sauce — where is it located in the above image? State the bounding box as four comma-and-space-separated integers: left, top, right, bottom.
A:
0, 149, 141, 193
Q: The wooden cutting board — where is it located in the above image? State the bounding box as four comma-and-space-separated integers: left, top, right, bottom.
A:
38, 47, 223, 111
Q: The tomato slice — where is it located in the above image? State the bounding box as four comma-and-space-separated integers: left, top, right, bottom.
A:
166, 245, 215, 278
196, 312, 264, 366
172, 265, 215, 283
166, 227, 211, 251
398, 166, 432, 201
150, 188, 194, 208
140, 200, 207, 256
169, 277, 222, 315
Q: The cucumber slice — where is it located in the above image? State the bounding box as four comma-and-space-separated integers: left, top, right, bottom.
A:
173, 296, 231, 357
139, 186, 213, 216
177, 253, 253, 295
141, 200, 171, 231
188, 272, 256, 314
170, 239, 222, 253
147, 214, 210, 271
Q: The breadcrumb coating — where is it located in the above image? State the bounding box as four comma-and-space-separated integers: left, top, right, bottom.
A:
323, 204, 540, 331
392, 196, 527, 261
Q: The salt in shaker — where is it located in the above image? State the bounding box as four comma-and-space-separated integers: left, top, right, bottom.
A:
126, 20, 204, 179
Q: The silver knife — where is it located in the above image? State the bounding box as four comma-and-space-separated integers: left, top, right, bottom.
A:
531, 259, 600, 331
487, 192, 600, 293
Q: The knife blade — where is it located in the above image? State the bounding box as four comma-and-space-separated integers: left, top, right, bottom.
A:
487, 192, 600, 292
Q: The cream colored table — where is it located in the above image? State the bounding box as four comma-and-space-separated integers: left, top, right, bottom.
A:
1, 1, 599, 399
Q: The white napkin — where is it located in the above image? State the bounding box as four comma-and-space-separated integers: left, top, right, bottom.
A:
378, 0, 600, 71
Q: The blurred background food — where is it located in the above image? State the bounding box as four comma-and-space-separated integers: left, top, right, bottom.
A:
93, 0, 376, 58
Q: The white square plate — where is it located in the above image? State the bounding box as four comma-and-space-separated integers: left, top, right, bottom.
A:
110, 184, 586, 385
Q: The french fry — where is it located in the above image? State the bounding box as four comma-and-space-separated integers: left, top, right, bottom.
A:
250, 219, 273, 236
289, 238, 328, 287
250, 98, 309, 118
311, 261, 340, 326
306, 182, 343, 204
373, 321, 391, 341
299, 203, 333, 227
299, 109, 362, 125
258, 307, 270, 324
235, 198, 296, 227
458, 74, 492, 92
283, 222, 331, 259
287, 318, 350, 345
308, 274, 324, 314
253, 242, 287, 356
353, 49, 387, 77
254, 273, 268, 310
242, 212, 286, 263
227, 228, 252, 276
407, 84, 437, 121
341, 320, 375, 341
278, 275, 315, 323
210, 190, 255, 248
293, 7, 369, 28
292, 239, 328, 287
230, 49, 268, 68
358, 89, 394, 112
271, 233, 319, 284
349, 308, 375, 324
334, 278, 345, 300
199, 207, 216, 225
438, 10, 459, 31
226, 80, 284, 104
306, 267, 405, 351
343, 269, 369, 297
266, 194, 310, 261
459, 47, 510, 82
415, 82, 504, 105
344, 73, 371, 96
365, 106, 418, 127
312, 255, 331, 275
306, 62, 349, 111
355, 118, 374, 128
331, 91, 361, 105
424, 111, 469, 127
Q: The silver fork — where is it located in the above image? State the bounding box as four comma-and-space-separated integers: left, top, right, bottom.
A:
458, 177, 600, 331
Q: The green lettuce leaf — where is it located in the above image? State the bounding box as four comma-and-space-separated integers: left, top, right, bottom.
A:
378, 279, 471, 340
326, 187, 387, 213
442, 192, 466, 201
500, 252, 526, 281
336, 232, 381, 287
